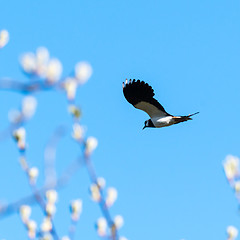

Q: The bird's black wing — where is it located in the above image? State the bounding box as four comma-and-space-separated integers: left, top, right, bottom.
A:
123, 79, 171, 118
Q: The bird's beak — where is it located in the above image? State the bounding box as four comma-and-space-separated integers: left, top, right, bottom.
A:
142, 126, 146, 130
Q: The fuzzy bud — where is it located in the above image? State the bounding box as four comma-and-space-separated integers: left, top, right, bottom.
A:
75, 62, 92, 84
19, 205, 31, 223
97, 177, 106, 189
106, 187, 118, 207
28, 167, 39, 184
90, 183, 101, 202
114, 215, 124, 229
70, 199, 82, 221
72, 123, 84, 141
86, 137, 98, 155
0, 30, 9, 48
96, 217, 107, 236
41, 217, 53, 232
46, 58, 62, 83
22, 96, 37, 119
46, 190, 58, 204
224, 155, 239, 180
227, 226, 238, 240
68, 105, 81, 118
64, 78, 78, 100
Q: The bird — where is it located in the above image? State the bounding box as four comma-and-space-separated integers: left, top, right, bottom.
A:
123, 79, 199, 129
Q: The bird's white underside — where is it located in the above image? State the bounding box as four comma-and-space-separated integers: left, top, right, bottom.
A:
135, 101, 168, 118
152, 116, 175, 128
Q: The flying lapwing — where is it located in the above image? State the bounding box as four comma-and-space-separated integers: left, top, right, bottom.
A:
123, 79, 199, 129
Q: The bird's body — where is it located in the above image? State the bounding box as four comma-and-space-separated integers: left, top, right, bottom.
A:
122, 79, 199, 129
152, 116, 174, 128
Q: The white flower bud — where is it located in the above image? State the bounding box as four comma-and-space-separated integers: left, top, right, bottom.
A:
70, 199, 82, 221
22, 96, 37, 119
27, 220, 37, 239
223, 155, 239, 180
41, 217, 52, 232
234, 181, 240, 192
75, 62, 92, 84
96, 217, 107, 236
46, 58, 62, 83
28, 167, 39, 183
45, 203, 56, 217
28, 230, 36, 239
0, 30, 9, 48
35, 47, 49, 76
20, 205, 31, 222
90, 183, 101, 202
13, 127, 26, 150
46, 190, 58, 203
114, 215, 124, 229
72, 123, 84, 140
97, 177, 106, 189
64, 78, 78, 100
27, 220, 37, 231
106, 187, 118, 207
86, 137, 98, 155
36, 47, 49, 65
13, 127, 26, 141
227, 225, 238, 240
20, 53, 37, 74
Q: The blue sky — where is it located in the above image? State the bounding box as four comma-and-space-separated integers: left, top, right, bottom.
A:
0, 0, 240, 239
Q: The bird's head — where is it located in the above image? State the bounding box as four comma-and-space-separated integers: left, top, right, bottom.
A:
143, 119, 155, 130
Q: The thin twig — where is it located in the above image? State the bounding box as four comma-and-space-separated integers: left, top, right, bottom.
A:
0, 156, 83, 219
84, 154, 118, 240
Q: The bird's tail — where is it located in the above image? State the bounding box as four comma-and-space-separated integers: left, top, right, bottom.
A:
187, 111, 200, 120
173, 112, 199, 124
